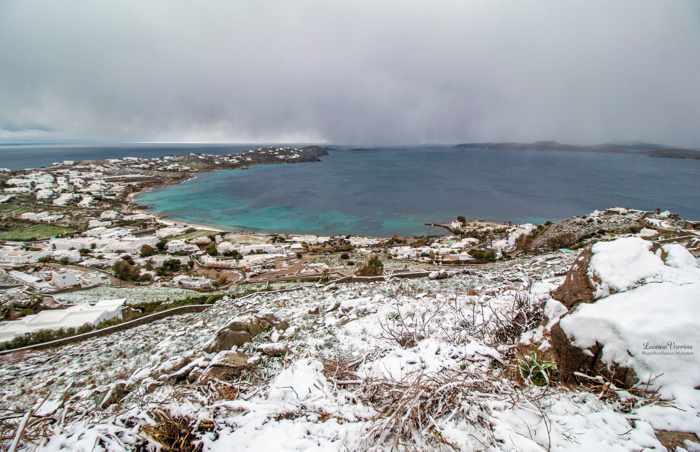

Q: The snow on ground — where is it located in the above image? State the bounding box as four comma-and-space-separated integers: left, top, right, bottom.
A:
491, 392, 664, 451
1, 246, 698, 450
53, 286, 201, 305
0, 299, 125, 343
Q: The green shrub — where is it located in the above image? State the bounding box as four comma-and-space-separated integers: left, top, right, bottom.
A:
206, 243, 218, 256
518, 352, 558, 386
223, 249, 242, 259
156, 239, 167, 252
157, 258, 182, 276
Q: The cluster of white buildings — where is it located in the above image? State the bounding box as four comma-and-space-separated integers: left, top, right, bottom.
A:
2, 166, 129, 208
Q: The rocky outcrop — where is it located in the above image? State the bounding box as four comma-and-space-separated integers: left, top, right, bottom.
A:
201, 351, 253, 381
520, 209, 645, 252
550, 245, 595, 308
426, 219, 508, 240
206, 313, 288, 352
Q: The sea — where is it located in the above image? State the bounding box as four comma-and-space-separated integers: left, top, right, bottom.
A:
3, 144, 699, 236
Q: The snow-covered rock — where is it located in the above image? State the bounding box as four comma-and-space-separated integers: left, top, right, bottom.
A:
166, 240, 200, 255
100, 210, 120, 220
216, 241, 237, 255
267, 358, 329, 402
53, 193, 80, 206
171, 275, 212, 290
553, 239, 700, 434
589, 237, 699, 298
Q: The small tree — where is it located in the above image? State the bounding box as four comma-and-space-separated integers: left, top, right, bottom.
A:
157, 258, 182, 276
113, 259, 141, 281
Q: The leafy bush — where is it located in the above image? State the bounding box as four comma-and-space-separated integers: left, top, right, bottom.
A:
206, 243, 218, 256
113, 259, 142, 281
156, 239, 167, 252
140, 244, 156, 257
157, 258, 182, 276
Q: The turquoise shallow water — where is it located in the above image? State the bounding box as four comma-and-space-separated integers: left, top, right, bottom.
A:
136, 146, 700, 236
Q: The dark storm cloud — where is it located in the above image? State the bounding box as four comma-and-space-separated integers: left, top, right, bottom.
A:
1, 0, 699, 145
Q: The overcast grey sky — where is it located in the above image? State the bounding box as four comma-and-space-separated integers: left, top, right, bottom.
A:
1, 1, 699, 145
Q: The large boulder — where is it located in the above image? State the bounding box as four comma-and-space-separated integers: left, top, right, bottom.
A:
550, 245, 595, 309
551, 237, 698, 308
550, 238, 700, 398
206, 313, 289, 352
550, 322, 637, 387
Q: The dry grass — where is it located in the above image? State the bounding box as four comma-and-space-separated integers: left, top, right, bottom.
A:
359, 369, 499, 449
378, 306, 441, 348
322, 354, 363, 389
141, 408, 208, 452
487, 281, 542, 346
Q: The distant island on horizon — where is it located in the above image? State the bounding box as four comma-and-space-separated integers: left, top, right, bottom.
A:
3, 139, 700, 161
454, 140, 700, 160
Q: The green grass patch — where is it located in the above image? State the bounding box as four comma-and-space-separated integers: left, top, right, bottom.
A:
0, 201, 33, 216
0, 222, 75, 241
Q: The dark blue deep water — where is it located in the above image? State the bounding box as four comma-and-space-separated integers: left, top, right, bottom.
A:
134, 146, 700, 236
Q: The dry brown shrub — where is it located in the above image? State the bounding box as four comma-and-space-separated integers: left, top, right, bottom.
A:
141, 409, 207, 452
